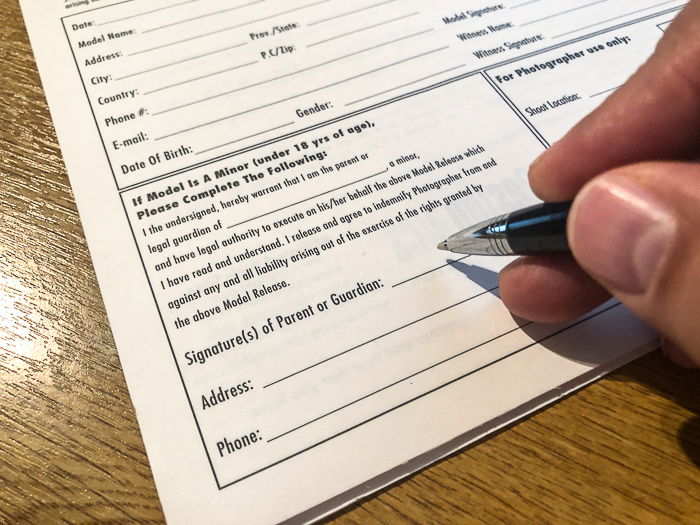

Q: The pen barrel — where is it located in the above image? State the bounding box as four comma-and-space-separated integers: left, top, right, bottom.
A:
506, 202, 571, 255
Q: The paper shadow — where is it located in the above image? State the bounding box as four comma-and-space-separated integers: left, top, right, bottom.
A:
448, 258, 624, 367
446, 259, 500, 298
442, 259, 700, 472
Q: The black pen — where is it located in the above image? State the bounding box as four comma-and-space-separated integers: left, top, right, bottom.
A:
438, 201, 572, 256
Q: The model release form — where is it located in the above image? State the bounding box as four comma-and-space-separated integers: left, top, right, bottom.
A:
19, 0, 686, 522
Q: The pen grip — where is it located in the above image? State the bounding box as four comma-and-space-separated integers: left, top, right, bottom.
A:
506, 201, 571, 255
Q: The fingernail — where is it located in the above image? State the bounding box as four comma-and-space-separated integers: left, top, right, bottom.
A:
569, 176, 676, 295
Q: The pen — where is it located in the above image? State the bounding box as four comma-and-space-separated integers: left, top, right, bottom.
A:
438, 201, 572, 256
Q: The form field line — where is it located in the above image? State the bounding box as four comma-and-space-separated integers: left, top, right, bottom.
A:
510, 0, 546, 8
99, 0, 199, 25
590, 84, 623, 98
392, 256, 471, 288
263, 287, 499, 389
143, 60, 258, 95
154, 29, 436, 115
129, 0, 333, 55
266, 303, 621, 442
308, 0, 398, 26
346, 64, 466, 106
267, 318, 527, 442
196, 122, 296, 155
142, 0, 266, 33
154, 46, 449, 140
307, 12, 420, 47
521, 0, 611, 26
552, 0, 684, 38
119, 43, 248, 80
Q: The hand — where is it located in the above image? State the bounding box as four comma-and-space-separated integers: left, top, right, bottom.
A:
499, 1, 700, 368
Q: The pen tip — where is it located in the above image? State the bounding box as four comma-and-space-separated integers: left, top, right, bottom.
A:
437, 241, 448, 251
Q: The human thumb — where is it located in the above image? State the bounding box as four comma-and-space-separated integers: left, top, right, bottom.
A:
568, 162, 700, 367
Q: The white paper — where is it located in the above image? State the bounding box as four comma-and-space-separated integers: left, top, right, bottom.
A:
19, 1, 684, 523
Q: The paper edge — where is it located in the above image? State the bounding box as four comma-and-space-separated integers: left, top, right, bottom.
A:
285, 338, 658, 525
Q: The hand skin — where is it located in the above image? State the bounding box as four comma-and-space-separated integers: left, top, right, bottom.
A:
499, 0, 700, 368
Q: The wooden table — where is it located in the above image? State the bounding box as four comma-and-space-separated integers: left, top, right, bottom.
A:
1, 1, 698, 522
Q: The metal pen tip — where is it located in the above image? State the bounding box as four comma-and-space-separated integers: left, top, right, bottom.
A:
437, 241, 448, 251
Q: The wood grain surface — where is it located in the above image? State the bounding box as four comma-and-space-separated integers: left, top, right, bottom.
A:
1, 1, 698, 522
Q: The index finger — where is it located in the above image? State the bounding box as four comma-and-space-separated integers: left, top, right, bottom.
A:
529, 0, 700, 202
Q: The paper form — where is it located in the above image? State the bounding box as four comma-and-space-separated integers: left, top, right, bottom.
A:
18, 0, 685, 522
